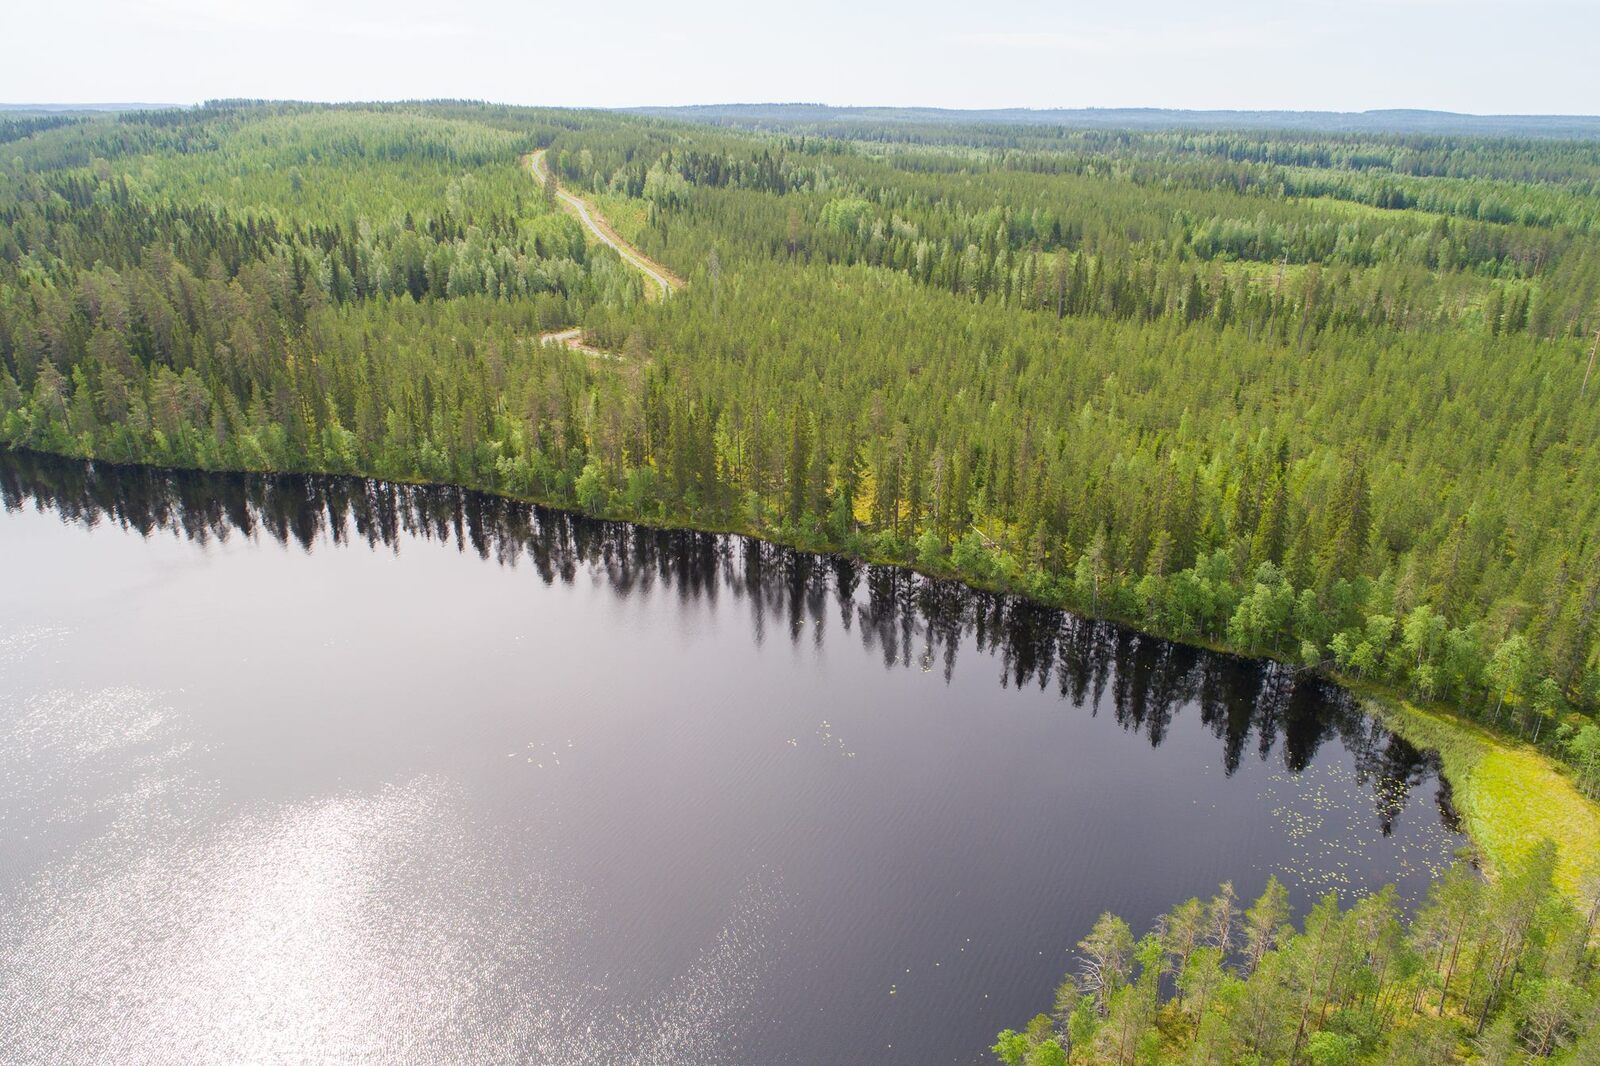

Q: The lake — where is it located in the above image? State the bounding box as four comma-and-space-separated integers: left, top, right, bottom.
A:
0, 452, 1462, 1065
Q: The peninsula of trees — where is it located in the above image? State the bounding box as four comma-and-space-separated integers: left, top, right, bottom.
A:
995, 849, 1599, 1064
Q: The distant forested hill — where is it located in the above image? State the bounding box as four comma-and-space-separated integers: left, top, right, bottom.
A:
0, 102, 181, 114
625, 102, 1600, 139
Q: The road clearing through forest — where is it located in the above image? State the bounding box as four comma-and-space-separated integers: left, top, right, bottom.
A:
526, 149, 681, 300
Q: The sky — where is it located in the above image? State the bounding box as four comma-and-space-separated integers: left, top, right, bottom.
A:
4, 0, 1598, 115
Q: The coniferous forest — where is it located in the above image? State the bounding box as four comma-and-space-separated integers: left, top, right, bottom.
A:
2, 100, 1599, 1061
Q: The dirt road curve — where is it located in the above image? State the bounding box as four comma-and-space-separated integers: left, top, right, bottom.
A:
526, 150, 680, 300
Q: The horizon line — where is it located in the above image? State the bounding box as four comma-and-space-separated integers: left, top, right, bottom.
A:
6, 100, 1600, 121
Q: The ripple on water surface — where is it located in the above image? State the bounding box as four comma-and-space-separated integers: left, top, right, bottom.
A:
0, 630, 783, 1066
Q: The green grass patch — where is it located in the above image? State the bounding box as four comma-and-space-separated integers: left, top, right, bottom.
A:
592, 193, 651, 242
1370, 697, 1600, 897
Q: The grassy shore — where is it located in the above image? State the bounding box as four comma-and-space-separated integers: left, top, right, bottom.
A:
1369, 695, 1600, 897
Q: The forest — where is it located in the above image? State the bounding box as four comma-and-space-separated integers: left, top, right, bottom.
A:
3, 102, 1597, 766
1, 100, 1599, 1057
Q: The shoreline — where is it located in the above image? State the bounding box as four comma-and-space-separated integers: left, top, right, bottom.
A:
8, 443, 1598, 897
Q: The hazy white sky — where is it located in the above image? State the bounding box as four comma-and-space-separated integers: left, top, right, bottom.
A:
4, 0, 1596, 114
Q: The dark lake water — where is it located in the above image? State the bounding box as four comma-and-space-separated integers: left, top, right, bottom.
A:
0, 452, 1462, 1065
